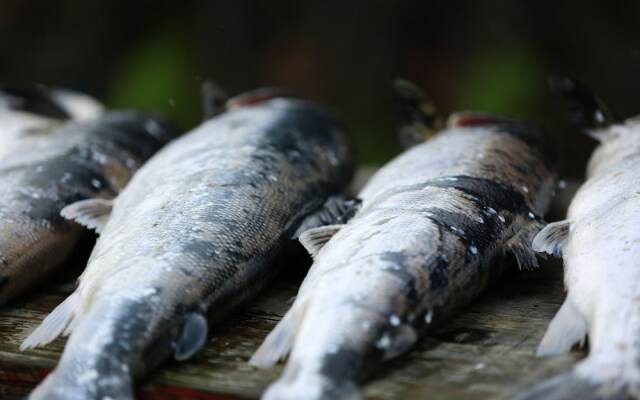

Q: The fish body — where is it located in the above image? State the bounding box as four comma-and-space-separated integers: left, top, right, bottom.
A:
522, 78, 640, 399
0, 111, 177, 304
252, 100, 555, 399
23, 95, 354, 399
0, 85, 104, 159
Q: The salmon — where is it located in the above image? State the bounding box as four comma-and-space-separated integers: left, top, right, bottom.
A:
0, 98, 177, 304
21, 88, 355, 400
520, 77, 640, 400
251, 80, 556, 400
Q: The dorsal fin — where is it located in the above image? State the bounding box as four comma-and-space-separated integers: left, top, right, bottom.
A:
392, 78, 444, 148
548, 76, 619, 141
201, 80, 228, 120
226, 87, 292, 109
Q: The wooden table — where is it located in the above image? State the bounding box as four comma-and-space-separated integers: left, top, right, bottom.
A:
0, 250, 582, 400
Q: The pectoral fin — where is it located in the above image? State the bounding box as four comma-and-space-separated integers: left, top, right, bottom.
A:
532, 220, 571, 258
293, 195, 361, 239
60, 198, 114, 234
299, 225, 345, 258
506, 217, 547, 270
174, 313, 208, 361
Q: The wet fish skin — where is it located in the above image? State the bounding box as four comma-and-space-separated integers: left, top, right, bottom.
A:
252, 102, 555, 398
23, 96, 353, 399
0, 111, 178, 304
520, 78, 640, 400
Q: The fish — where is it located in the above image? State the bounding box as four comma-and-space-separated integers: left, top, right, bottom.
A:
21, 87, 355, 400
0, 105, 178, 305
519, 77, 640, 400
0, 85, 104, 159
250, 79, 556, 400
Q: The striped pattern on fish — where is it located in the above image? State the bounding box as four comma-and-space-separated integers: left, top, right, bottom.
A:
251, 83, 555, 400
22, 95, 354, 400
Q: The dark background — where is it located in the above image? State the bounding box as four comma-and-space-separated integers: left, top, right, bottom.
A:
2, 1, 638, 178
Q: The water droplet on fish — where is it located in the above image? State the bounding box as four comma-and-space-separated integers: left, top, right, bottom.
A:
487, 207, 497, 215
522, 186, 529, 193
376, 335, 392, 349
473, 362, 486, 370
91, 179, 102, 189
389, 315, 401, 326
469, 245, 478, 255
425, 310, 433, 324
268, 175, 278, 182
145, 119, 164, 138
498, 215, 506, 223
475, 216, 484, 223
528, 212, 535, 219
558, 180, 567, 189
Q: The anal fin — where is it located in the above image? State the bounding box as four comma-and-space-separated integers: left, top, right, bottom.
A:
537, 297, 588, 356
532, 220, 571, 258
250, 299, 309, 368
60, 198, 114, 234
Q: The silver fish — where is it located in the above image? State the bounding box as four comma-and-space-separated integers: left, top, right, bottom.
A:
21, 89, 354, 399
251, 80, 556, 400
520, 78, 640, 400
0, 85, 104, 159
0, 103, 178, 304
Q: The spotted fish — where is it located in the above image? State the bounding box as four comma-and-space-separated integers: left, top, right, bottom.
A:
21, 88, 354, 399
0, 101, 177, 305
250, 79, 556, 400
519, 78, 640, 400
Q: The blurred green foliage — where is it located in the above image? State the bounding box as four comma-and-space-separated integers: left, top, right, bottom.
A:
107, 30, 202, 131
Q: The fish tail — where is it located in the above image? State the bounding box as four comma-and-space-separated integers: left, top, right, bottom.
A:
392, 78, 443, 147
548, 76, 619, 138
262, 370, 361, 400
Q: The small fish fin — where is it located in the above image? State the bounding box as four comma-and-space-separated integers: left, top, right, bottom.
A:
60, 198, 114, 234
532, 220, 571, 258
293, 195, 361, 239
537, 298, 588, 357
20, 291, 81, 350
380, 324, 418, 361
174, 312, 209, 361
506, 217, 547, 270
249, 299, 309, 368
299, 225, 345, 258
548, 76, 619, 141
201, 80, 228, 120
226, 87, 293, 109
392, 78, 443, 148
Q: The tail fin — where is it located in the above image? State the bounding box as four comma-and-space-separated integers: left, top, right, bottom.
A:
516, 369, 634, 400
392, 78, 443, 148
548, 76, 619, 140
